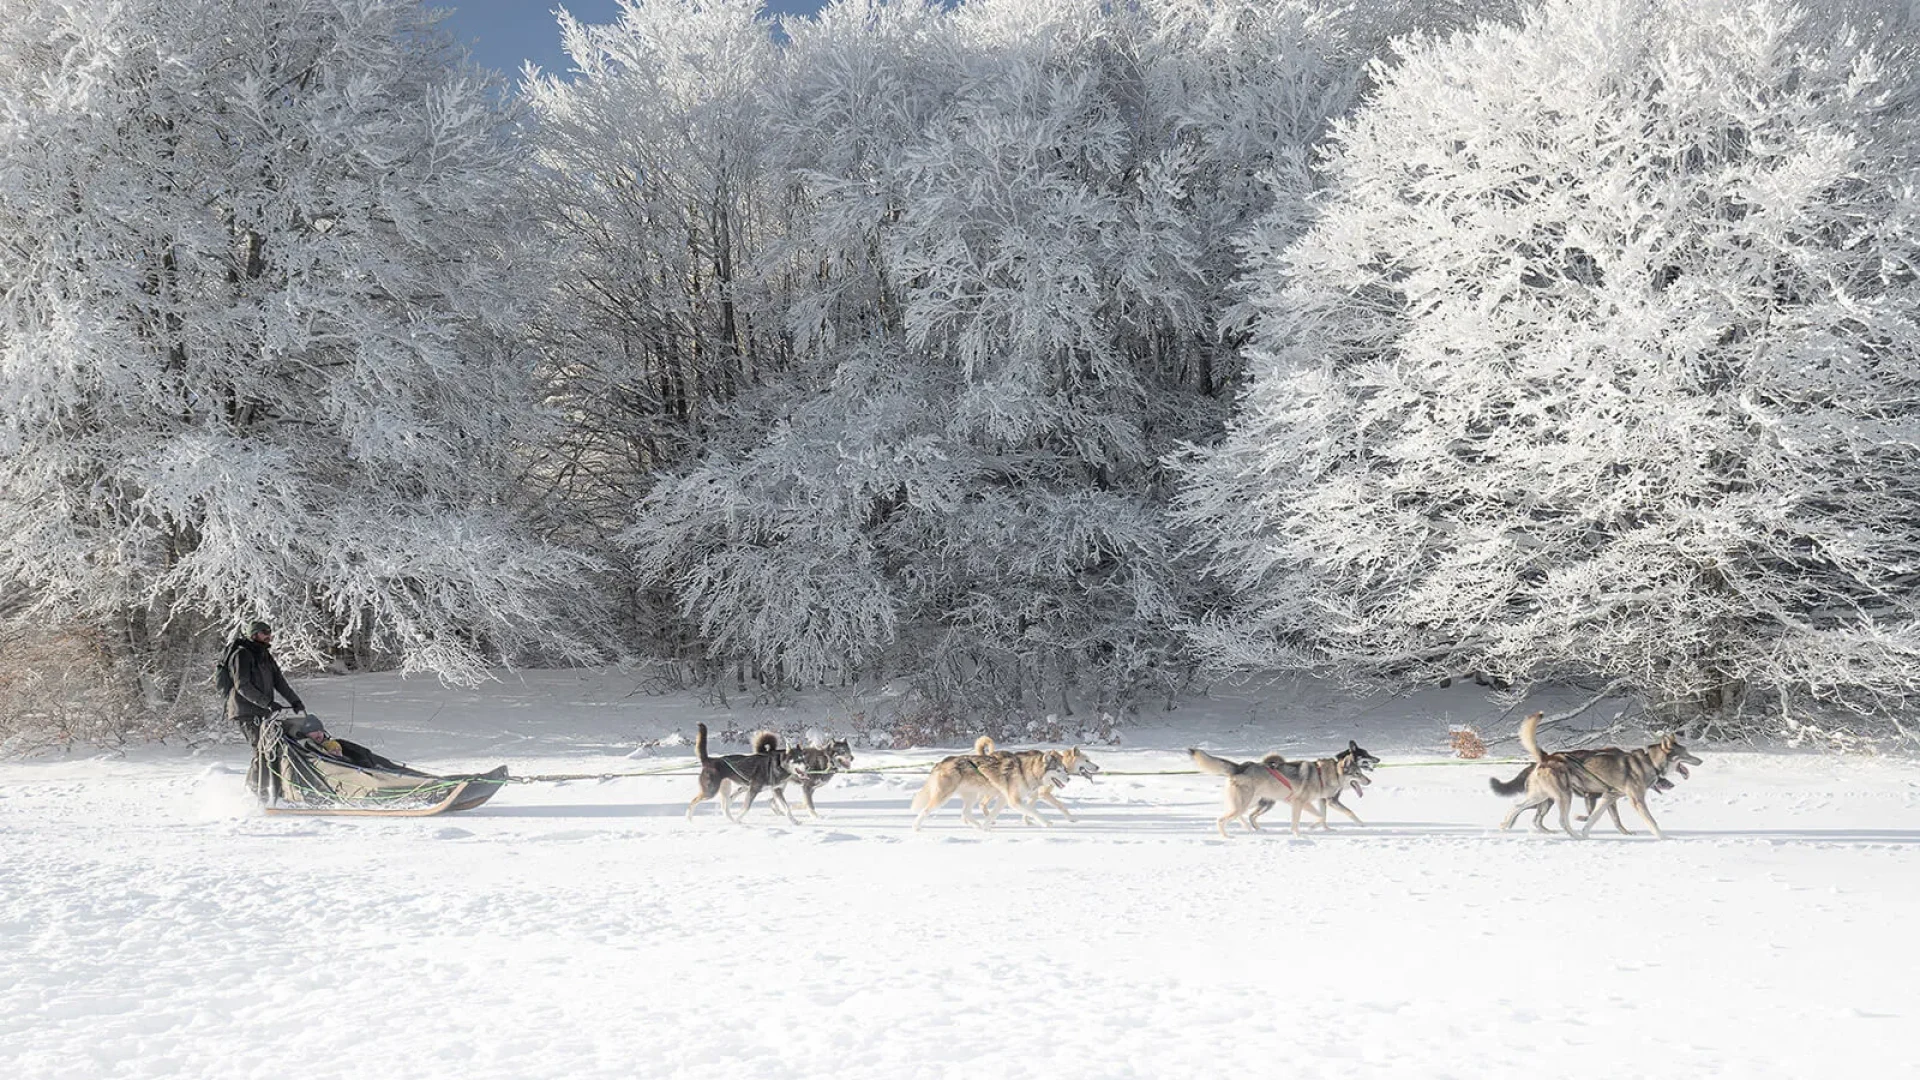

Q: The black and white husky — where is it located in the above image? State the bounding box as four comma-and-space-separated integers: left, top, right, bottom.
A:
686, 723, 806, 824
774, 737, 855, 818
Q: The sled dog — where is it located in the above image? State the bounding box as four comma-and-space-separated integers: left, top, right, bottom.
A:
1188, 740, 1375, 838
773, 737, 856, 818
1493, 712, 1700, 839
687, 723, 806, 824
911, 737, 1070, 831
1492, 752, 1685, 833
1261, 739, 1379, 829
973, 737, 1102, 823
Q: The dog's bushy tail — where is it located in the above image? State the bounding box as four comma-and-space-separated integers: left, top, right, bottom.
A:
695, 723, 710, 765
753, 731, 780, 754
1489, 765, 1532, 798
974, 736, 995, 755
1188, 748, 1234, 775
1518, 711, 1547, 763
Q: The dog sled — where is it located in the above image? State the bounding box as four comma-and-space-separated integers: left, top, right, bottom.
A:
249, 718, 509, 817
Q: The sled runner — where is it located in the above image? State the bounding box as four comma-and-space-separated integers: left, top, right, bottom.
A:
264, 779, 473, 817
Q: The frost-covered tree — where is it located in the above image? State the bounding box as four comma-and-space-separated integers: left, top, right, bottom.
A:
555, 0, 1505, 717
1178, 0, 1920, 737
517, 0, 785, 561
618, 0, 1372, 715
0, 0, 584, 700
616, 0, 959, 691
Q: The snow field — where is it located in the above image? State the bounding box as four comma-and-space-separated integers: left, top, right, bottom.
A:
3, 672, 1917, 1078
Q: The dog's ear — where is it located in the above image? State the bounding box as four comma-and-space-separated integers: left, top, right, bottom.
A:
1348, 739, 1359, 751
1660, 734, 1676, 750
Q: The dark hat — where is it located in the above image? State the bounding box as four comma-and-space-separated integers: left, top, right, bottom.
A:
248, 621, 272, 637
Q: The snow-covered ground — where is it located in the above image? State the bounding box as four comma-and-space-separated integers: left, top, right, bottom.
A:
3, 670, 1917, 1079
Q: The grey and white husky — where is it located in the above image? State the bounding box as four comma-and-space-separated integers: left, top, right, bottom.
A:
1188, 741, 1376, 838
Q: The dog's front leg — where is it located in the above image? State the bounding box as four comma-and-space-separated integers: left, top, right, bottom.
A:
1327, 795, 1363, 827
1608, 797, 1633, 835
1627, 795, 1664, 839
770, 787, 800, 825
1003, 790, 1049, 828
1041, 787, 1077, 823
802, 781, 823, 819
1015, 792, 1051, 828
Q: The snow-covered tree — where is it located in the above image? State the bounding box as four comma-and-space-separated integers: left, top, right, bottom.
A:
622, 0, 1480, 715
1178, 0, 1920, 737
506, 0, 1497, 714
614, 0, 956, 691
0, 0, 585, 701
517, 0, 1507, 718
518, 0, 783, 527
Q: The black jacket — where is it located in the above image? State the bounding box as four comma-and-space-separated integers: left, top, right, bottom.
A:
225, 639, 301, 721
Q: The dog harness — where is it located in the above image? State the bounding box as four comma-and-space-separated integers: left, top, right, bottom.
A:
721, 755, 805, 783
1262, 765, 1294, 792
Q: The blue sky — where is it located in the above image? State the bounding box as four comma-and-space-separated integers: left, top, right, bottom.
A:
440, 1, 832, 78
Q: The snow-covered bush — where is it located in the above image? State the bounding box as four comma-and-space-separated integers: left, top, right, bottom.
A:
0, 629, 164, 753
1178, 0, 1920, 738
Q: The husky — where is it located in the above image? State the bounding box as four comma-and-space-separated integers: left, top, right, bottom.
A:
1492, 754, 1683, 833
1494, 712, 1701, 839
1266, 739, 1379, 829
773, 737, 856, 818
1188, 741, 1375, 838
686, 723, 806, 824
973, 737, 1102, 824
911, 737, 1070, 831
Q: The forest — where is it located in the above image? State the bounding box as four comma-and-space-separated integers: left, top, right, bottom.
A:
3, 0, 1918, 747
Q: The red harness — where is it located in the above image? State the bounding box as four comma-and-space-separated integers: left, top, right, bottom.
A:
1263, 765, 1294, 792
